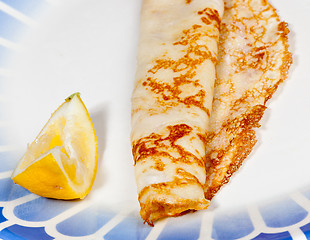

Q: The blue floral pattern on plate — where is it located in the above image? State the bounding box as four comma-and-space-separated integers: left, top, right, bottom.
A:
0, 0, 308, 239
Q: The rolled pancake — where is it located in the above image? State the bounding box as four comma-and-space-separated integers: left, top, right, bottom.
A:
131, 0, 224, 225
204, 0, 292, 199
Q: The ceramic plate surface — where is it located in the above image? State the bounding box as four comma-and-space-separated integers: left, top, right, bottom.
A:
0, 0, 308, 239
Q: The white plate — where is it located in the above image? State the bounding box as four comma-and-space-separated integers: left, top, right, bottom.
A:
0, 0, 308, 239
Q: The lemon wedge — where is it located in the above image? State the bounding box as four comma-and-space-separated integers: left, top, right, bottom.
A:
11, 93, 98, 199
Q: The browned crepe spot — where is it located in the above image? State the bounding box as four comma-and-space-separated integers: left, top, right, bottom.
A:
139, 171, 208, 226
141, 9, 220, 117
133, 124, 205, 169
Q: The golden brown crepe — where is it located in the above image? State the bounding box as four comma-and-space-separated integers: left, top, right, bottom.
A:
131, 0, 292, 226
131, 0, 224, 226
204, 0, 292, 200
